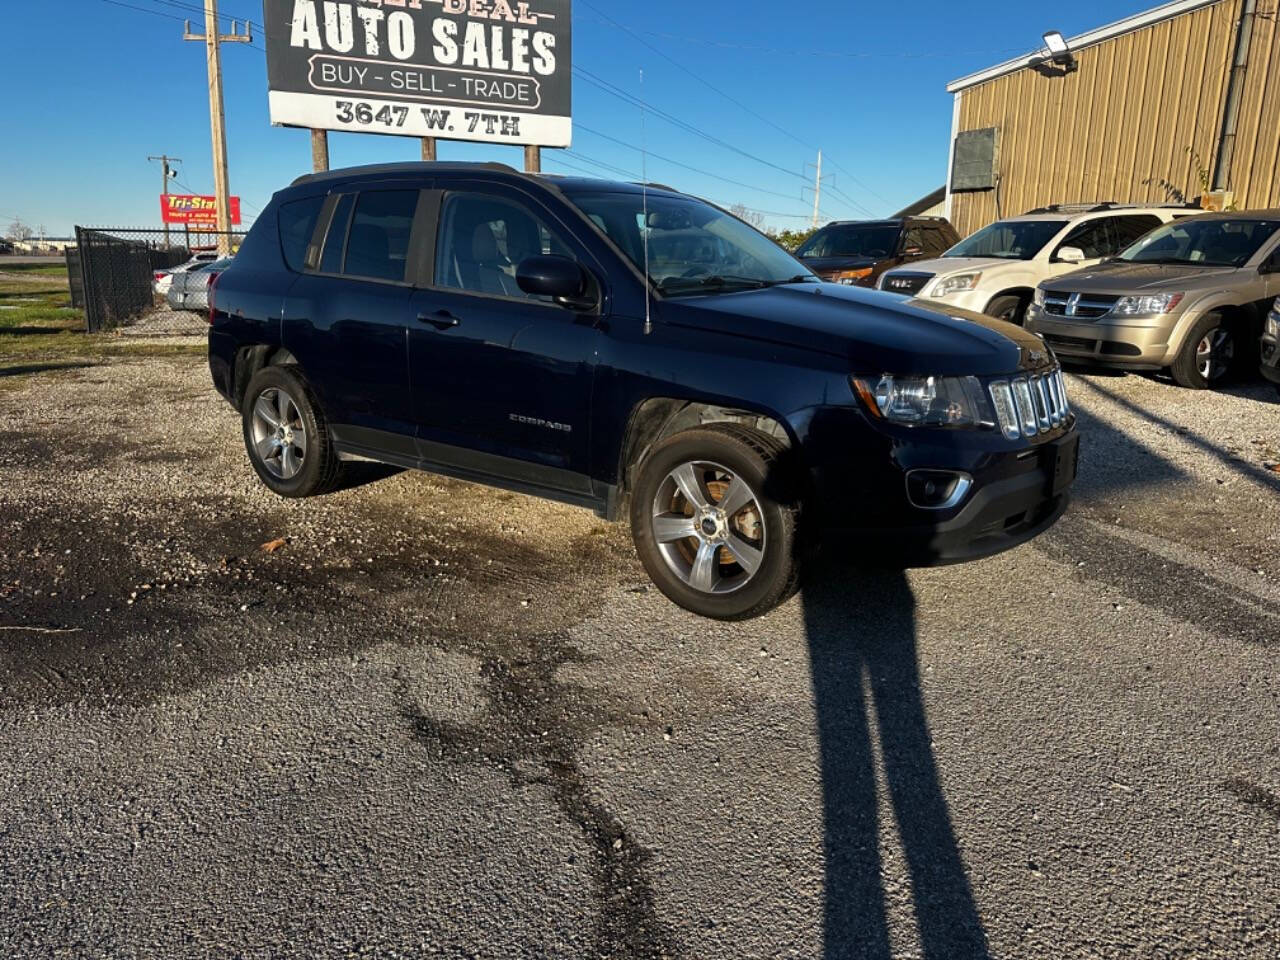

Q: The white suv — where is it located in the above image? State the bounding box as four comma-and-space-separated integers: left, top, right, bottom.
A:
877, 205, 1196, 325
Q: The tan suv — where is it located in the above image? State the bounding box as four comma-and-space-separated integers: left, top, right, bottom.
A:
1025, 213, 1280, 388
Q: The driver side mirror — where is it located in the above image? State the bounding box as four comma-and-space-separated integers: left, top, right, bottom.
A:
516, 255, 598, 311
1056, 246, 1086, 264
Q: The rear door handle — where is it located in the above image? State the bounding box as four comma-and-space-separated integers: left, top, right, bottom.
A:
419, 310, 461, 330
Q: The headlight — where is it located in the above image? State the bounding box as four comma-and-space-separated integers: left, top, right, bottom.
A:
1265, 305, 1279, 338
1033, 287, 1046, 307
831, 267, 873, 285
852, 374, 995, 428
930, 273, 981, 297
1111, 292, 1184, 317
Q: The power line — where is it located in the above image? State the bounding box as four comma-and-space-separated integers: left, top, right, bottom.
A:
576, 1, 885, 215
573, 66, 808, 184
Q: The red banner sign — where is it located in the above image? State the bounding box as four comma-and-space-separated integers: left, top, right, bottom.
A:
161, 194, 242, 225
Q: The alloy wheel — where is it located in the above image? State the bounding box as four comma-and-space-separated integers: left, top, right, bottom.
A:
250, 387, 308, 480
1196, 328, 1234, 382
650, 460, 766, 595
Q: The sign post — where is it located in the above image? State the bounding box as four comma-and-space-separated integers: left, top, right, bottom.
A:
263, 1, 571, 163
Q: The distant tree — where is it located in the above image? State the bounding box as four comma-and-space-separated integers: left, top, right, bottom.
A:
769, 227, 817, 252
4, 219, 33, 241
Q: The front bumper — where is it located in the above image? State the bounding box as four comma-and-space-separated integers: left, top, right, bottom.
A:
803, 397, 1079, 566
1025, 303, 1179, 369
908, 289, 990, 314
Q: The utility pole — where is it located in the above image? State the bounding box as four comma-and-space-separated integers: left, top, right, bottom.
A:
524, 145, 541, 173
810, 150, 823, 230
183, 3, 251, 256
148, 155, 181, 248
312, 130, 329, 172
421, 138, 437, 162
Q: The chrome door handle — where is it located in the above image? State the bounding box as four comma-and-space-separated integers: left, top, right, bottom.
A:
419, 310, 460, 330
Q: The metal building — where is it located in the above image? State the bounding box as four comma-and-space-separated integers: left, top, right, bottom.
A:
944, 0, 1280, 236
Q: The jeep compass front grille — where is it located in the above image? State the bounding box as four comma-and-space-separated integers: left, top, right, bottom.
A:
1042, 291, 1120, 320
881, 272, 933, 296
988, 368, 1070, 439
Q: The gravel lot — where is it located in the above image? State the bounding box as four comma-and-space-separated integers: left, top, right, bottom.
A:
0, 355, 1277, 959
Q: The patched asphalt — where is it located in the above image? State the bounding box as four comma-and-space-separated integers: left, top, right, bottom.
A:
0, 357, 1277, 958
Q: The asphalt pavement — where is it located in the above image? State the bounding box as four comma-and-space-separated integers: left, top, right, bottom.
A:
0, 357, 1277, 958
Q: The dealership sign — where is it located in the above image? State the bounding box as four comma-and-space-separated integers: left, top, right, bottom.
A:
262, 0, 572, 147
161, 194, 243, 225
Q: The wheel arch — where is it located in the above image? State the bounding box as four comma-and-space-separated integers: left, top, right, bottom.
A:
984, 287, 1035, 315
1168, 298, 1260, 359
615, 397, 795, 499
232, 344, 301, 407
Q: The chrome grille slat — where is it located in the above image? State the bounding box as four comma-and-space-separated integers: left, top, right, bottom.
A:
988, 366, 1070, 439
1042, 291, 1120, 320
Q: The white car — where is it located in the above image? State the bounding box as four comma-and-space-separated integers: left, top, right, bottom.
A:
878, 204, 1198, 325
153, 252, 219, 296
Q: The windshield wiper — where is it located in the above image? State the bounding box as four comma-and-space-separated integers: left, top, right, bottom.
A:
762, 274, 820, 287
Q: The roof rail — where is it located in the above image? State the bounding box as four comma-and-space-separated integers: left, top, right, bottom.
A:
290, 160, 521, 187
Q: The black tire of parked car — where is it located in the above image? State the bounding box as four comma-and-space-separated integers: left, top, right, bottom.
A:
985, 294, 1028, 326
1170, 312, 1237, 390
629, 423, 803, 621
241, 365, 343, 498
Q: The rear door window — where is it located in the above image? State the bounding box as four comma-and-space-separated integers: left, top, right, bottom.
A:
1057, 218, 1114, 259
343, 190, 419, 283
1112, 215, 1163, 252
319, 194, 355, 274
278, 196, 324, 272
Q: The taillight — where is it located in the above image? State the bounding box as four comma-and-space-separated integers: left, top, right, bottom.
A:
207, 271, 220, 325
154, 272, 165, 282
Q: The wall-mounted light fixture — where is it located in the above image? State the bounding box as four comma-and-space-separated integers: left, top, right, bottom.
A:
1042, 31, 1078, 73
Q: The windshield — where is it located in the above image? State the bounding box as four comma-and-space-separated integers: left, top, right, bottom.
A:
945, 219, 1067, 260
1119, 218, 1280, 267
796, 224, 900, 259
565, 191, 817, 295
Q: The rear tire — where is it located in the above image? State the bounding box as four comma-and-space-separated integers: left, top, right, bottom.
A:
985, 294, 1028, 326
1170, 312, 1237, 389
629, 424, 802, 621
241, 365, 342, 498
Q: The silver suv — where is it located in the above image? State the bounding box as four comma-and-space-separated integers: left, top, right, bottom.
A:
1025, 213, 1280, 388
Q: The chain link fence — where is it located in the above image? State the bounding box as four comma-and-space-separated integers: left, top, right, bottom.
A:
69, 227, 247, 335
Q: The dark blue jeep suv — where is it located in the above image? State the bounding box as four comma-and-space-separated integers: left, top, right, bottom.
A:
209, 162, 1078, 619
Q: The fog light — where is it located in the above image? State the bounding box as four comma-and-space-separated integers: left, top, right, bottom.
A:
906, 469, 973, 510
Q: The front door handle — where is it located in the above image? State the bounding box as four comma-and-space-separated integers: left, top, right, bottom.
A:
419, 310, 460, 330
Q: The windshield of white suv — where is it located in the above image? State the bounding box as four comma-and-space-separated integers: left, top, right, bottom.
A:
1119, 218, 1280, 268
944, 219, 1067, 260
566, 191, 818, 295
795, 224, 900, 259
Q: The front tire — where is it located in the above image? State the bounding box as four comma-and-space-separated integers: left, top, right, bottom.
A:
241, 365, 342, 498
985, 294, 1028, 326
629, 424, 801, 620
1171, 312, 1237, 389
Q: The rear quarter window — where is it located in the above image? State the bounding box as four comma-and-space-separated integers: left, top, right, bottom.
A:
278, 196, 324, 272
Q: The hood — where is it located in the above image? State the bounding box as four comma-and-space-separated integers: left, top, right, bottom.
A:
885, 256, 1014, 278
1046, 260, 1243, 293
659, 283, 1050, 377
799, 255, 880, 274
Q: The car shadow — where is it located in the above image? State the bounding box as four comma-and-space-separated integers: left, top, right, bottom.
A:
800, 563, 991, 959
328, 460, 405, 493
0, 362, 95, 378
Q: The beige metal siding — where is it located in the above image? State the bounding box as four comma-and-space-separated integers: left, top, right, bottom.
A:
950, 0, 1239, 236
1224, 6, 1280, 207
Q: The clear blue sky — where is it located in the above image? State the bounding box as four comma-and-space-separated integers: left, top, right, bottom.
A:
1, 0, 1158, 235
